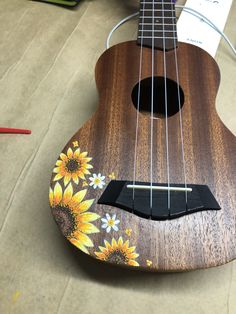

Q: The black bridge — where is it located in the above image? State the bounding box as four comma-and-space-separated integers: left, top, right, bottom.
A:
98, 181, 221, 220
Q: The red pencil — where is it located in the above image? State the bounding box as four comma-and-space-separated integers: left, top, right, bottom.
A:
0, 127, 31, 134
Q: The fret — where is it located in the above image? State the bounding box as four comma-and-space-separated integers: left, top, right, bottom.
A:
137, 0, 178, 50
139, 30, 177, 33
138, 36, 178, 39
139, 23, 175, 26
139, 16, 176, 19
140, 1, 174, 4
140, 9, 174, 12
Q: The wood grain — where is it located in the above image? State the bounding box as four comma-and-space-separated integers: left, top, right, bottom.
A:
50, 41, 236, 271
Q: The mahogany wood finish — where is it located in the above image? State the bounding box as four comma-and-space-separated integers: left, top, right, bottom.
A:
50, 41, 236, 271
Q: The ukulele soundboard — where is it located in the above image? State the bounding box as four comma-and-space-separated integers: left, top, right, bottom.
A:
49, 0, 236, 272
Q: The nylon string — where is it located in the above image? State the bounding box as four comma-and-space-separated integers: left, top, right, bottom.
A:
132, 0, 146, 201
150, 0, 155, 208
161, 0, 171, 209
170, 1, 188, 204
133, 0, 187, 212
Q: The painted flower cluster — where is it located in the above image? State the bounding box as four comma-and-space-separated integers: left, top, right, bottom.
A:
52, 146, 106, 191
50, 144, 142, 268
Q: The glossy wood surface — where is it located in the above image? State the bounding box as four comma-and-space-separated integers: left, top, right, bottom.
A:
50, 41, 236, 271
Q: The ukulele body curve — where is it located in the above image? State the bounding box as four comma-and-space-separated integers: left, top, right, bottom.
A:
49, 41, 236, 272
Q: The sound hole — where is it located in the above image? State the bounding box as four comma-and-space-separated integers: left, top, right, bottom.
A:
131, 77, 184, 118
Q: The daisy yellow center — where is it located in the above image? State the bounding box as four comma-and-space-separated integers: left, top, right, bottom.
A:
107, 250, 128, 264
94, 178, 101, 184
52, 204, 77, 237
108, 219, 114, 226
65, 159, 80, 173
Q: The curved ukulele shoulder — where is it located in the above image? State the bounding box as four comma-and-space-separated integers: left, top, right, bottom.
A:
49, 36, 236, 271
179, 42, 236, 139
178, 42, 221, 88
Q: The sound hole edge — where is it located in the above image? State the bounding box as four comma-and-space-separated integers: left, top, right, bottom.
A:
132, 76, 185, 118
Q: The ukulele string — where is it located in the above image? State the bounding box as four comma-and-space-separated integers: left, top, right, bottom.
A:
150, 0, 155, 208
132, 0, 146, 202
162, 0, 171, 209
170, 1, 188, 204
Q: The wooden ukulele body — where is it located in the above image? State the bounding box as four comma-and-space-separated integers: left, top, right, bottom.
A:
49, 41, 236, 271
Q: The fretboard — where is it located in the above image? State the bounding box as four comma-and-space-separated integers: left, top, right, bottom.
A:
137, 0, 178, 50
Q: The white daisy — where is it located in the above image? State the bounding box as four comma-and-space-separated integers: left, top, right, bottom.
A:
89, 173, 106, 189
101, 213, 120, 233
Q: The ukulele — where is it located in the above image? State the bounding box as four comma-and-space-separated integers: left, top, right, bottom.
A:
49, 0, 236, 271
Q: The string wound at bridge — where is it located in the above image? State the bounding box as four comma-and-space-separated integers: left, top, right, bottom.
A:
127, 184, 192, 192
98, 180, 221, 220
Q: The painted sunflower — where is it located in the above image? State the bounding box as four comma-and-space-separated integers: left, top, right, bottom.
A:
95, 237, 139, 266
49, 182, 100, 254
53, 147, 93, 186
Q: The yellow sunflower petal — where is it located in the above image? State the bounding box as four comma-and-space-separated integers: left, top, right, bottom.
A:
75, 231, 94, 247
57, 165, 66, 176
49, 188, 53, 207
128, 260, 139, 267
79, 212, 100, 223
53, 173, 63, 182
82, 157, 92, 162
78, 222, 99, 234
72, 173, 79, 185
112, 238, 118, 249
53, 182, 63, 205
98, 246, 109, 254
64, 174, 71, 186
118, 237, 124, 248
56, 160, 62, 166
79, 152, 88, 158
73, 148, 81, 158
53, 167, 60, 173
71, 189, 87, 205
127, 246, 136, 253
70, 238, 89, 255
127, 253, 139, 259
123, 240, 130, 250
104, 240, 112, 250
67, 147, 73, 158
78, 199, 94, 213
80, 168, 90, 175
94, 252, 106, 260
84, 164, 93, 170
63, 183, 73, 204
60, 153, 68, 161
78, 172, 86, 180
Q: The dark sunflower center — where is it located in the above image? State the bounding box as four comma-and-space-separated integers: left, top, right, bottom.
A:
52, 205, 77, 237
107, 250, 128, 264
65, 159, 80, 173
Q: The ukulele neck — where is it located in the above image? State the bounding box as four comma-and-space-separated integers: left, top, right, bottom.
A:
137, 0, 178, 50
